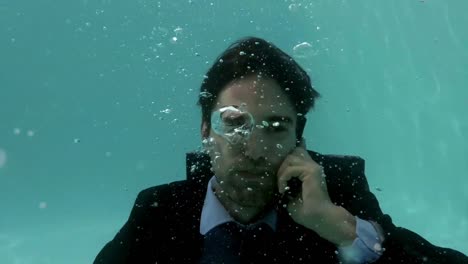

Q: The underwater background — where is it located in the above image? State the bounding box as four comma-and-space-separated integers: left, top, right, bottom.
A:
0, 0, 467, 263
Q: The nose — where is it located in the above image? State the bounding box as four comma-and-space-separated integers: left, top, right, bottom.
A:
242, 127, 266, 161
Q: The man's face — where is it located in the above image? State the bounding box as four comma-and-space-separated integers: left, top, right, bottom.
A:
202, 75, 298, 208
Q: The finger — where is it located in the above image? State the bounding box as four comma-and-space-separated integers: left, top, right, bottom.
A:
286, 196, 302, 218
292, 140, 309, 159
276, 154, 303, 180
277, 165, 307, 194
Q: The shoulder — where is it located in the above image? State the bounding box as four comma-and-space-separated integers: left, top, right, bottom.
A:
307, 150, 367, 186
307, 150, 374, 206
134, 179, 206, 211
308, 150, 365, 173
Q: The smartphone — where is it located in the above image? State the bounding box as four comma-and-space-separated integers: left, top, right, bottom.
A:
276, 116, 306, 207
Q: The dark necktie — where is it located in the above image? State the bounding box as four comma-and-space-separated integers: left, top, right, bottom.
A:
199, 221, 275, 264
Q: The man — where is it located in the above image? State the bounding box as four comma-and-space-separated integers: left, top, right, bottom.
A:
94, 37, 468, 263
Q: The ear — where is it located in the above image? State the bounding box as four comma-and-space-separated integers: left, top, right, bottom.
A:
201, 121, 210, 138
295, 116, 307, 146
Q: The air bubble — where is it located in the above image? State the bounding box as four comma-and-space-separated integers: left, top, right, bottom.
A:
0, 149, 6, 168
288, 4, 298, 12
173, 26, 183, 35
293, 42, 314, 59
199, 91, 212, 98
373, 243, 382, 251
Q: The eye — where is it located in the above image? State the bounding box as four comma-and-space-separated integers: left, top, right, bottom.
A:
221, 112, 247, 126
270, 126, 287, 132
268, 121, 288, 132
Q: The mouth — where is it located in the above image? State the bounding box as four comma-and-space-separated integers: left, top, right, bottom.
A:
236, 170, 271, 178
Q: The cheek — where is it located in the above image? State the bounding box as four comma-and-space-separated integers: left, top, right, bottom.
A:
207, 134, 236, 169
266, 135, 296, 154
265, 137, 296, 166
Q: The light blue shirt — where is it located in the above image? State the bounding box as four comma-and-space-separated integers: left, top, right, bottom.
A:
200, 176, 384, 263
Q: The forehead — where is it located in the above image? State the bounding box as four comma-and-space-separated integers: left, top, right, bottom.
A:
215, 75, 296, 118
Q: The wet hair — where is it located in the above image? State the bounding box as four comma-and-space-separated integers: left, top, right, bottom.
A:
197, 36, 321, 139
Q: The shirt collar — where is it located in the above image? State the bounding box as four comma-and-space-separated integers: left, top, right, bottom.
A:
199, 176, 277, 235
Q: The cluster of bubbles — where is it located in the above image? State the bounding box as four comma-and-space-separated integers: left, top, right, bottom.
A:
201, 137, 216, 153
173, 26, 183, 37
12, 128, 35, 137
160, 108, 171, 114
288, 3, 301, 12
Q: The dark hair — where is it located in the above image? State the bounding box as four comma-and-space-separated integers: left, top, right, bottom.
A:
197, 36, 321, 139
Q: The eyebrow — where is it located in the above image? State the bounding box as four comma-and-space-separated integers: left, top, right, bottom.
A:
217, 105, 294, 124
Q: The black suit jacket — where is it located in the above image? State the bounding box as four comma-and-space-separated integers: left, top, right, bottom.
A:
94, 150, 468, 263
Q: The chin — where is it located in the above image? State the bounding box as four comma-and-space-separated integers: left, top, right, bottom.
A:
237, 198, 268, 208
234, 187, 274, 207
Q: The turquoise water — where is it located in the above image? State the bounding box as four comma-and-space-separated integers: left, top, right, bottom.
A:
1, 0, 467, 263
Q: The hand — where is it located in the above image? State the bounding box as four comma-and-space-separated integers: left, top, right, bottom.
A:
277, 138, 357, 246
277, 138, 333, 224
